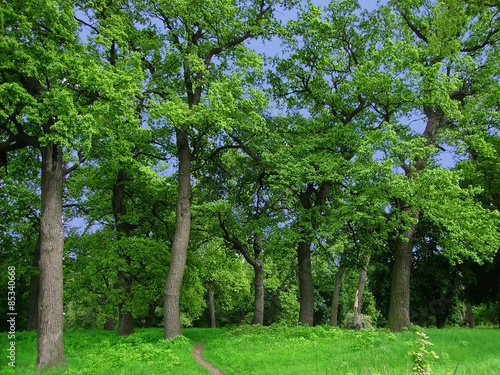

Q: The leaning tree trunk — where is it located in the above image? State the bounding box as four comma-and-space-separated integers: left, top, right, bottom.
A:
219, 223, 265, 325
354, 256, 369, 330
330, 262, 346, 327
28, 236, 40, 331
36, 143, 67, 369
388, 214, 418, 332
164, 129, 192, 339
297, 241, 315, 326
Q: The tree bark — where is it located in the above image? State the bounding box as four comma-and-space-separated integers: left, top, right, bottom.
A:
112, 170, 135, 336
388, 216, 418, 332
208, 289, 216, 328
36, 143, 67, 369
466, 302, 475, 328
354, 256, 369, 330
164, 129, 192, 339
265, 288, 281, 325
116, 271, 134, 336
252, 234, 265, 325
297, 241, 315, 326
330, 263, 346, 326
144, 302, 156, 328
296, 182, 332, 326
104, 318, 116, 331
28, 236, 41, 331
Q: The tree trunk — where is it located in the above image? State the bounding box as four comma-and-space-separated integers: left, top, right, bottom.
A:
265, 288, 281, 325
252, 234, 265, 325
388, 216, 418, 332
112, 171, 135, 336
104, 318, 115, 331
116, 271, 134, 336
466, 302, 475, 328
330, 263, 346, 327
164, 129, 191, 339
297, 241, 315, 326
36, 143, 67, 369
354, 256, 369, 330
28, 236, 41, 331
144, 302, 156, 328
219, 226, 265, 325
208, 289, 216, 328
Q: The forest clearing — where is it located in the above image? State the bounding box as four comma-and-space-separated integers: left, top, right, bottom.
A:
1, 326, 499, 374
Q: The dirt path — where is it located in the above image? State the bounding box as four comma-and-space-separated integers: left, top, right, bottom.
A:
192, 342, 227, 375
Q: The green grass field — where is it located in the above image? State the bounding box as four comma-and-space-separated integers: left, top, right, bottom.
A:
1, 326, 499, 374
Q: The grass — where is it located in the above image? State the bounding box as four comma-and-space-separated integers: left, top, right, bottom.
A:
1, 326, 499, 374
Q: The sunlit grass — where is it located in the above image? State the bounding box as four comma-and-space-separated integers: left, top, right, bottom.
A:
1, 326, 499, 374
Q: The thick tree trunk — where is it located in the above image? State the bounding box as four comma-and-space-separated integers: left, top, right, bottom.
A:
117, 310, 135, 336
28, 236, 41, 331
36, 143, 67, 369
330, 263, 346, 327
164, 129, 191, 339
144, 302, 156, 328
208, 289, 216, 328
388, 217, 418, 332
297, 241, 315, 326
466, 302, 475, 328
104, 318, 116, 331
354, 256, 369, 330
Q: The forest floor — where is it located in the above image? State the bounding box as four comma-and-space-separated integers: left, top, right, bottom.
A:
1, 325, 499, 374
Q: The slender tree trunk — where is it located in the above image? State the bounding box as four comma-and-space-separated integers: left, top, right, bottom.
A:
208, 289, 216, 328
388, 215, 418, 332
354, 255, 369, 330
252, 234, 264, 325
296, 182, 332, 326
144, 302, 156, 328
104, 318, 116, 331
164, 129, 191, 339
266, 288, 281, 325
36, 143, 67, 369
330, 263, 346, 327
495, 250, 500, 329
116, 271, 134, 336
112, 170, 135, 336
28, 236, 41, 331
466, 302, 475, 328
297, 241, 315, 326
219, 224, 265, 325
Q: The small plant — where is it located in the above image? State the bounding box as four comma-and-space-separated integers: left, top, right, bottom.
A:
409, 331, 439, 375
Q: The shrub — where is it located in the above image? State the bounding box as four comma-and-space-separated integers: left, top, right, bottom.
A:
342, 313, 373, 330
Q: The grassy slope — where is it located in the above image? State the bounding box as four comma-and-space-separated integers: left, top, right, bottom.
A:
1, 326, 499, 374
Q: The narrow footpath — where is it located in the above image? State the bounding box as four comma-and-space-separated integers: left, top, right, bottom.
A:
192, 342, 227, 375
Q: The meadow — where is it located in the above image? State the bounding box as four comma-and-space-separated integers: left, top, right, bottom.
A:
1, 326, 499, 374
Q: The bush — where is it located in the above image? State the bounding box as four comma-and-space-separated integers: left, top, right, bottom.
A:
342, 313, 373, 329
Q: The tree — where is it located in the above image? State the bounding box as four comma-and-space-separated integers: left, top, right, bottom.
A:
269, 0, 392, 325
135, 0, 297, 338
1, 0, 142, 367
372, 0, 500, 331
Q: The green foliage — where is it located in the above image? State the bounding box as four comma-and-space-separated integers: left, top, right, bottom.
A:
342, 313, 373, 330
409, 332, 440, 375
